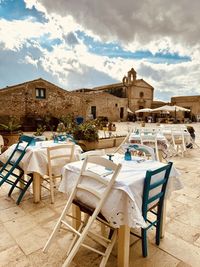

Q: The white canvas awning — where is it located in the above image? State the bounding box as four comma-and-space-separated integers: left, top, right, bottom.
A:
152, 105, 190, 112
127, 108, 134, 113
135, 108, 153, 113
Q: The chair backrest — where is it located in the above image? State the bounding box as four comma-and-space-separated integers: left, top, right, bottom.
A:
113, 132, 131, 153
128, 143, 156, 160
142, 162, 173, 219
47, 143, 75, 177
71, 156, 122, 213
0, 135, 34, 173
171, 129, 186, 150
79, 149, 105, 160
139, 132, 160, 161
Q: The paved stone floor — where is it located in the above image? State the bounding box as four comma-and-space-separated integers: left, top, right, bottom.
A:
0, 123, 200, 266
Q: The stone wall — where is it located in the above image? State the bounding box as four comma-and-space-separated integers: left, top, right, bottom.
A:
171, 96, 200, 121
0, 79, 82, 125
82, 91, 128, 121
0, 79, 128, 127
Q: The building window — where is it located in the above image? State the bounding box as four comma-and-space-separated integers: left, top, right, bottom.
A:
35, 88, 46, 99
140, 91, 144, 98
115, 103, 118, 107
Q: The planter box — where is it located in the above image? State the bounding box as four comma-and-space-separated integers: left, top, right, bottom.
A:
78, 136, 126, 151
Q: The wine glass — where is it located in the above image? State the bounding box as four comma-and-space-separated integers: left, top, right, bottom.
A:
106, 153, 114, 161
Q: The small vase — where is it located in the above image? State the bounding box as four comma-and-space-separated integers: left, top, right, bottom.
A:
125, 148, 132, 161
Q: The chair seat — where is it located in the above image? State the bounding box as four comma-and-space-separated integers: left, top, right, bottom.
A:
73, 199, 107, 222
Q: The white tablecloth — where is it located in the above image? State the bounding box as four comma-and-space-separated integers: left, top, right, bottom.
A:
161, 129, 191, 143
59, 154, 182, 228
0, 140, 82, 176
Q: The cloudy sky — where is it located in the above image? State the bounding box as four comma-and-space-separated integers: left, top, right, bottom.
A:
0, 0, 200, 101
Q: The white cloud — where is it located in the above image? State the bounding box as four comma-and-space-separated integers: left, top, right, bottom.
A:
39, 0, 200, 51
24, 55, 38, 67
0, 18, 47, 50
1, 0, 200, 101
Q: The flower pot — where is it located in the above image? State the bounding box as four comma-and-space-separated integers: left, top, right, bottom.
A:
77, 136, 127, 151
77, 140, 98, 151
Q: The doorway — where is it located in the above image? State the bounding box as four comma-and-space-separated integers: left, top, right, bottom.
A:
91, 106, 96, 119
120, 107, 124, 119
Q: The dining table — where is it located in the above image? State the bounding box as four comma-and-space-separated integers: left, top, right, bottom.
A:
59, 153, 182, 267
129, 132, 169, 160
0, 140, 82, 203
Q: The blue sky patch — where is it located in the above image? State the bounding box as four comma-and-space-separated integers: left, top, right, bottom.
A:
36, 34, 62, 52
76, 30, 191, 64
0, 0, 47, 22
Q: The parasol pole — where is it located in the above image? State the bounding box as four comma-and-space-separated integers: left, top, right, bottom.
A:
175, 106, 177, 123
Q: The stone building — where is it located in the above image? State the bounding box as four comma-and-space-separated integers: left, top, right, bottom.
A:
0, 78, 82, 129
0, 77, 129, 128
87, 68, 154, 114
0, 68, 155, 127
79, 91, 128, 121
171, 95, 200, 121
76, 68, 155, 121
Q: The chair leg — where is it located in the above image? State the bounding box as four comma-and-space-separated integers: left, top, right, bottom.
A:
141, 228, 148, 257
49, 176, 55, 204
66, 213, 89, 257
8, 171, 24, 197
156, 211, 162, 246
99, 230, 117, 267
16, 176, 33, 205
62, 218, 95, 267
43, 198, 75, 253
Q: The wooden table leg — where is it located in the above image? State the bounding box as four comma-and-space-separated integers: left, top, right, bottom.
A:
72, 204, 81, 230
118, 225, 130, 267
33, 172, 41, 203
158, 150, 163, 162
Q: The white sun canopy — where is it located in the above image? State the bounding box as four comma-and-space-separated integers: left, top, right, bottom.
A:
135, 108, 153, 113
127, 108, 134, 113
152, 105, 190, 112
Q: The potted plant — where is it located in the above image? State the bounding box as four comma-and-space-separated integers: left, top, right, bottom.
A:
33, 124, 46, 141
73, 121, 99, 151
0, 116, 22, 148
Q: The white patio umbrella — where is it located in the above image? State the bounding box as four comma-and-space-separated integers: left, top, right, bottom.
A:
135, 108, 153, 113
152, 105, 190, 112
152, 105, 190, 121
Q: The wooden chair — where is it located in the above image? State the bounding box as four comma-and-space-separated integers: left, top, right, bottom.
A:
43, 155, 122, 267
0, 135, 34, 204
139, 132, 160, 161
113, 132, 131, 154
131, 162, 173, 257
79, 149, 105, 160
171, 129, 186, 157
42, 143, 75, 203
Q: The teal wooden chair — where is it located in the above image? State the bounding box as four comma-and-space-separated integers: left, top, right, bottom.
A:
131, 161, 173, 257
0, 135, 34, 205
